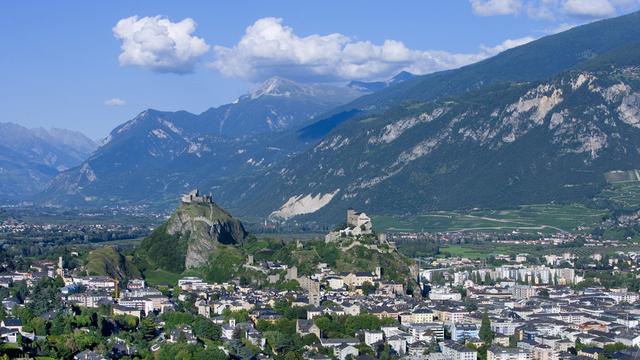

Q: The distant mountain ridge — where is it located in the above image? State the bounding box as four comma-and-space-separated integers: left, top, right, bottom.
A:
229, 44, 640, 221
36, 11, 640, 223
41, 77, 372, 207
301, 11, 640, 140
201, 77, 368, 137
347, 71, 416, 92
212, 12, 640, 221
0, 123, 97, 201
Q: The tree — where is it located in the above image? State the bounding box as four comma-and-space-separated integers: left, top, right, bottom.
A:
604, 342, 628, 357
479, 310, 494, 345
378, 343, 392, 360
193, 317, 221, 340
361, 281, 376, 295
115, 315, 137, 331
464, 300, 478, 312
139, 317, 157, 340
538, 288, 550, 298
284, 352, 303, 360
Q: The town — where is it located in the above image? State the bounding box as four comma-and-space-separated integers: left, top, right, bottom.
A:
5, 3, 640, 360
0, 207, 639, 360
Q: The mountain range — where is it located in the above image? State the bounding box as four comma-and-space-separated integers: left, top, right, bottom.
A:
243, 46, 640, 221
0, 123, 97, 201
30, 10, 640, 224
42, 79, 372, 207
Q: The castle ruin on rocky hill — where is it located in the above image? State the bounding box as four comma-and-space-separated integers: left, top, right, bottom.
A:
181, 189, 213, 204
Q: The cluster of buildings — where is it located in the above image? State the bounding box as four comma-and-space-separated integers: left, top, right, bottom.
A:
164, 263, 640, 360
2, 204, 640, 359
0, 217, 150, 245
63, 276, 176, 319
0, 248, 639, 360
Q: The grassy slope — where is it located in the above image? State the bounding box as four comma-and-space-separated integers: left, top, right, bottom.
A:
136, 222, 189, 273
243, 237, 415, 282
85, 246, 141, 280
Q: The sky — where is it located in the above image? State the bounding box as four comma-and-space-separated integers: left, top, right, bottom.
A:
1, 0, 639, 139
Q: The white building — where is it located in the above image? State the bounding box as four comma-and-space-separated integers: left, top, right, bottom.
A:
607, 291, 639, 304
440, 341, 478, 360
430, 287, 463, 301
487, 346, 532, 360
364, 330, 384, 347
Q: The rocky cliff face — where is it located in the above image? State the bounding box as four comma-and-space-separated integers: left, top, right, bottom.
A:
229, 46, 640, 221
167, 202, 247, 268
137, 200, 247, 272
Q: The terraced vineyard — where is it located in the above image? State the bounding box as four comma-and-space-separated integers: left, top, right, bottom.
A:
597, 182, 640, 210
373, 204, 607, 233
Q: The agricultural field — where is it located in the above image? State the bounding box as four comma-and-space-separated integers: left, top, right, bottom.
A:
438, 243, 640, 259
373, 203, 607, 233
596, 182, 640, 210
603, 169, 640, 184
142, 268, 183, 287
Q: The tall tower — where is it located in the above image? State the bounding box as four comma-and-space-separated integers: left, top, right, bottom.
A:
347, 208, 357, 226
114, 277, 120, 299
56, 256, 64, 277
308, 281, 321, 307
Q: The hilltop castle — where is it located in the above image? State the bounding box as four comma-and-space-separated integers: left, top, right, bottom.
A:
326, 208, 373, 242
181, 189, 214, 204
347, 208, 373, 233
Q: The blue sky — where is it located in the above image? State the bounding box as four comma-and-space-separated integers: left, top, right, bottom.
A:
1, 0, 639, 139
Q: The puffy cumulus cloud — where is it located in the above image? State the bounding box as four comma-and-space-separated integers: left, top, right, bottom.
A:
104, 98, 127, 106
470, 0, 523, 15
210, 17, 534, 83
113, 16, 210, 74
563, 0, 615, 16
471, 0, 638, 19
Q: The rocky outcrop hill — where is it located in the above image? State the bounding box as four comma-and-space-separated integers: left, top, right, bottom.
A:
136, 199, 247, 273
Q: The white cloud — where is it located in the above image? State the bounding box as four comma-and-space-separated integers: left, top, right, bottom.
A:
104, 98, 127, 106
470, 0, 523, 15
471, 0, 638, 19
526, 0, 560, 19
210, 17, 534, 83
612, 0, 640, 10
113, 16, 210, 74
563, 0, 615, 17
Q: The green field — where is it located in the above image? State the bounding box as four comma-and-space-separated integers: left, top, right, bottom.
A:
439, 243, 640, 259
77, 237, 143, 247
142, 268, 183, 287
373, 204, 607, 233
